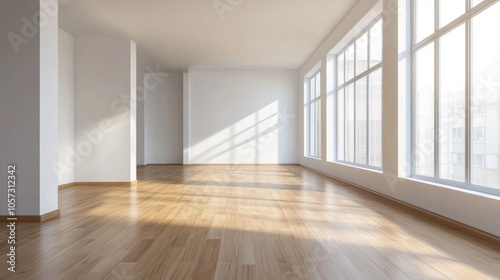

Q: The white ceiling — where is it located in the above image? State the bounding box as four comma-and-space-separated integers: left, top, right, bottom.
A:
59, 0, 358, 70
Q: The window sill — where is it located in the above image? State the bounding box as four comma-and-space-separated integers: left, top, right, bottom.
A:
405, 177, 500, 201
329, 160, 383, 174
304, 155, 322, 161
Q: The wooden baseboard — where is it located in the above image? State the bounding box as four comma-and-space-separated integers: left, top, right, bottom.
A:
41, 210, 61, 222
300, 165, 500, 246
0, 209, 60, 223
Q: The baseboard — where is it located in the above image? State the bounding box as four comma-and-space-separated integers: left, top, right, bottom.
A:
300, 165, 500, 246
41, 210, 61, 222
185, 163, 300, 166
59, 182, 76, 190
59, 181, 137, 188
0, 209, 60, 223
143, 163, 182, 166
75, 181, 137, 186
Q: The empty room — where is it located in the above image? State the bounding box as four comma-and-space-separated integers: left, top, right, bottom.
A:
1, 0, 500, 279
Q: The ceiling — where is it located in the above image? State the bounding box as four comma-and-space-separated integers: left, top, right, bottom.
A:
59, 0, 358, 70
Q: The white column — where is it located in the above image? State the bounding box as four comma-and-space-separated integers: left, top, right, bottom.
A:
0, 0, 59, 216
382, 0, 400, 182
183, 72, 190, 164
74, 38, 137, 183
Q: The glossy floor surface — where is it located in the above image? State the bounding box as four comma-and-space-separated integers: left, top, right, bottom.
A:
0, 165, 499, 279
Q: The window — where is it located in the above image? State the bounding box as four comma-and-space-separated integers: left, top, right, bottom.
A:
410, 0, 500, 194
335, 18, 383, 169
305, 71, 321, 158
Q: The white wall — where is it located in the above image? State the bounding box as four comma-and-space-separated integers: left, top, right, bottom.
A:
57, 28, 75, 186
145, 73, 184, 164
74, 37, 136, 182
0, 0, 59, 216
299, 0, 500, 237
129, 41, 137, 181
39, 0, 59, 215
186, 70, 299, 164
183, 73, 190, 164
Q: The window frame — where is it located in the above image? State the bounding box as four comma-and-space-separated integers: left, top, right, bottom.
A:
334, 15, 384, 171
409, 0, 500, 196
305, 70, 322, 159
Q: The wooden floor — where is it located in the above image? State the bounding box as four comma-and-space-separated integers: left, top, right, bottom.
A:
1, 165, 499, 280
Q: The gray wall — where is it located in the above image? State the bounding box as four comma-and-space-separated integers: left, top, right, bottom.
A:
0, 0, 59, 215
144, 73, 183, 164
57, 28, 75, 186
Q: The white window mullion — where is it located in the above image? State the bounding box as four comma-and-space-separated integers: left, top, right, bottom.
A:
434, 35, 440, 178
366, 27, 371, 164
353, 41, 357, 163
411, 0, 418, 177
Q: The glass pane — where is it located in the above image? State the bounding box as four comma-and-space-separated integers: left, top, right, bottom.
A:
345, 44, 355, 82
310, 76, 316, 102
416, 0, 435, 43
310, 103, 316, 156
439, 24, 466, 182
356, 77, 368, 164
471, 2, 500, 190
304, 81, 308, 156
346, 84, 355, 162
369, 69, 383, 167
308, 76, 316, 157
415, 42, 435, 177
356, 32, 368, 75
309, 78, 316, 157
337, 89, 345, 161
309, 107, 314, 156
315, 97, 321, 157
370, 19, 383, 67
304, 81, 308, 106
316, 72, 322, 157
315, 72, 321, 98
338, 52, 345, 86
439, 0, 465, 28
472, 0, 484, 8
